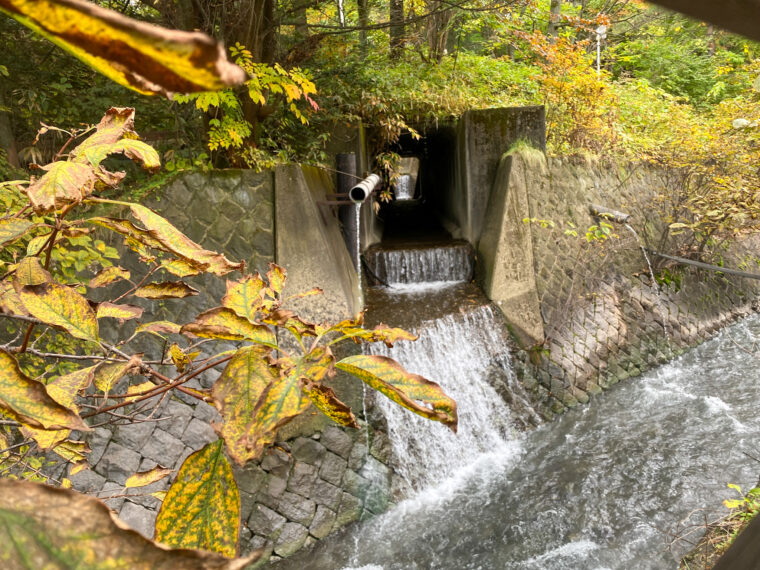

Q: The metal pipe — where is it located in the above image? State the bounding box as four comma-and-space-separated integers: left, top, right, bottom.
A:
589, 204, 632, 224
349, 174, 381, 203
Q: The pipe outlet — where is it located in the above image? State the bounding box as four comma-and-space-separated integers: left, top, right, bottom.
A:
589, 204, 632, 224
350, 174, 381, 203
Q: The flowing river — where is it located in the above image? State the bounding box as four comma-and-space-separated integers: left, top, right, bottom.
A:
280, 304, 760, 569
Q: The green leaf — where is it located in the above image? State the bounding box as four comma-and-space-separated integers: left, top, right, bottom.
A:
181, 307, 276, 346
212, 347, 309, 464
24, 161, 97, 213
0, 479, 259, 569
18, 283, 99, 342
0, 350, 89, 431
134, 281, 200, 299
336, 354, 458, 432
0, 218, 34, 247
0, 0, 246, 97
155, 440, 240, 557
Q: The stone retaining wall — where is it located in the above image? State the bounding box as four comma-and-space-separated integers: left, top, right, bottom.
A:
480, 148, 760, 418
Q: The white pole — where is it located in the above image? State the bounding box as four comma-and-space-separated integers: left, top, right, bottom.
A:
595, 25, 606, 79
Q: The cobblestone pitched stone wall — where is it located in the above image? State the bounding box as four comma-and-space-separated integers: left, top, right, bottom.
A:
500, 150, 760, 417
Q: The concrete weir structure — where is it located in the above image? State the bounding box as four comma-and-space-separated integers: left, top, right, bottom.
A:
74, 106, 760, 564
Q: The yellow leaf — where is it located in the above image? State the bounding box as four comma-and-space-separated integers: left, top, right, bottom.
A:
0, 350, 89, 431
18, 282, 99, 342
135, 321, 182, 337
124, 381, 157, 403
155, 440, 240, 557
125, 466, 173, 488
94, 199, 244, 276
211, 346, 286, 464
0, 0, 246, 97
0, 218, 34, 247
333, 323, 418, 348
221, 274, 267, 323
24, 161, 97, 213
13, 256, 51, 286
0, 479, 260, 568
51, 439, 90, 464
301, 380, 358, 428
0, 281, 28, 316
264, 263, 286, 301
47, 364, 97, 411
89, 266, 130, 288
161, 258, 203, 278
69, 463, 87, 476
61, 478, 72, 489
93, 357, 141, 394
181, 307, 276, 346
151, 490, 167, 501
169, 343, 193, 373
88, 217, 169, 253
134, 281, 199, 299
336, 354, 457, 432
96, 302, 143, 323
20, 424, 70, 450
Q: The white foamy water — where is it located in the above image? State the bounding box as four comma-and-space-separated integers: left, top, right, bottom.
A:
368, 304, 539, 490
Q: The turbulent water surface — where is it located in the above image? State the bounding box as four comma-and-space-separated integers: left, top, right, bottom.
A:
280, 313, 760, 570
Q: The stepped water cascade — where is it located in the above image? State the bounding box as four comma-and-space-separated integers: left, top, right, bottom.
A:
363, 242, 474, 286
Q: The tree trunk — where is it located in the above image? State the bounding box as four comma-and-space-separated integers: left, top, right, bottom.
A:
0, 91, 19, 169
426, 1, 452, 62
294, 0, 309, 43
390, 0, 404, 59
707, 25, 716, 56
547, 0, 562, 37
358, 0, 369, 59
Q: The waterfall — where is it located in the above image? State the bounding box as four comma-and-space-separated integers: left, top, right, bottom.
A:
367, 303, 537, 490
394, 174, 415, 200
364, 243, 474, 285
